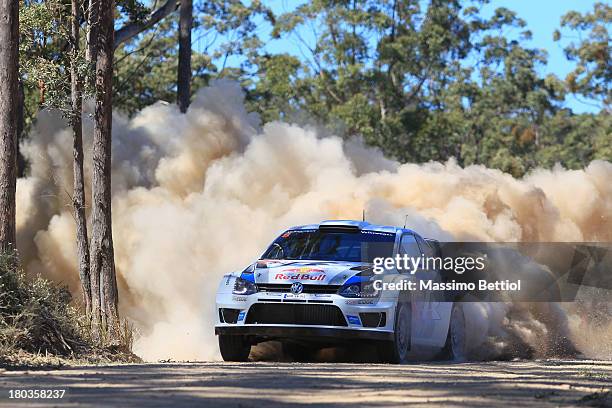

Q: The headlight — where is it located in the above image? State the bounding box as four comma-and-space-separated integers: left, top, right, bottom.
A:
338, 281, 380, 298
233, 277, 257, 295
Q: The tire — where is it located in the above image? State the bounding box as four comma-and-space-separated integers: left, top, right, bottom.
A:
282, 342, 317, 362
378, 301, 411, 364
218, 335, 251, 362
442, 303, 468, 361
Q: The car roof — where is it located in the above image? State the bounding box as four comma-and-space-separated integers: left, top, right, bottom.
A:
289, 220, 418, 236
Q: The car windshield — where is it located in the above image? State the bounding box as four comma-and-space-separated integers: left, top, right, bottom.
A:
261, 229, 396, 262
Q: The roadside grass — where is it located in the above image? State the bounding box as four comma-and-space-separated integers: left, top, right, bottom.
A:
0, 251, 140, 368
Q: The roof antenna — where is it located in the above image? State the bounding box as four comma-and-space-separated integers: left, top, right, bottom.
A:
362, 209, 366, 222
403, 215, 409, 229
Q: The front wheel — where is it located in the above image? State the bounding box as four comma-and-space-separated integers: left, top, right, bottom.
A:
378, 301, 411, 364
218, 335, 251, 362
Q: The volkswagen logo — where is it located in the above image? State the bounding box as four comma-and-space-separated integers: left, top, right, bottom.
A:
290, 282, 304, 295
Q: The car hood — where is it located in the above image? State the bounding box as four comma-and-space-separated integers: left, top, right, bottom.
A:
250, 259, 371, 286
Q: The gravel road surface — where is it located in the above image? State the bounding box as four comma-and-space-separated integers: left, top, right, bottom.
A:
1, 360, 611, 407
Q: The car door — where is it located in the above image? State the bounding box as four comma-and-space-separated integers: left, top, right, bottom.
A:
399, 233, 452, 348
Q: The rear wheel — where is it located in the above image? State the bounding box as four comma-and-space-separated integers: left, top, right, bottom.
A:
218, 335, 251, 362
442, 303, 467, 361
378, 301, 411, 364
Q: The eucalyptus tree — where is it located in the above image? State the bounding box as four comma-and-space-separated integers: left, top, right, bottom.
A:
0, 0, 19, 254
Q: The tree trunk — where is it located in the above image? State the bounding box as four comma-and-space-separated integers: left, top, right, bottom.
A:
86, 0, 98, 64
86, 0, 101, 338
177, 0, 192, 113
16, 80, 26, 178
0, 0, 19, 254
91, 0, 119, 342
71, 0, 92, 316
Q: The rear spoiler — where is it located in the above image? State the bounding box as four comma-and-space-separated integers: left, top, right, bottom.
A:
424, 238, 442, 257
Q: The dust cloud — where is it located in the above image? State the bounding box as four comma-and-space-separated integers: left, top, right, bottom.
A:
15, 80, 612, 361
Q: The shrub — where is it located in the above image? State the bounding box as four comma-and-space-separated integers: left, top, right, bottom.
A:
0, 251, 139, 365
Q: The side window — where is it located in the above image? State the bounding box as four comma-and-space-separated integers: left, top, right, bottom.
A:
425, 239, 441, 257
416, 235, 434, 258
399, 234, 421, 258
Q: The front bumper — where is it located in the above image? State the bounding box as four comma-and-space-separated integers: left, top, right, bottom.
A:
215, 325, 393, 342
216, 276, 398, 344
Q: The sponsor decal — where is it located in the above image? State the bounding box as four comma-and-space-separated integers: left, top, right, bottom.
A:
345, 299, 375, 305
284, 293, 306, 299
232, 295, 247, 302
274, 266, 327, 281
283, 267, 324, 274
361, 231, 395, 237
346, 315, 361, 325
237, 311, 245, 321
274, 273, 325, 281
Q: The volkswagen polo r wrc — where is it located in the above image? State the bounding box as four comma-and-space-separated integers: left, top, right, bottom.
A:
215, 220, 470, 363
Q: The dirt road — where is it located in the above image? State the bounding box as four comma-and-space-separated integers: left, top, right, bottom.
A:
1, 360, 611, 407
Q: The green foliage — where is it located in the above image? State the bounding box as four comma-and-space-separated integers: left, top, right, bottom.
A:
19, 0, 67, 131
114, 15, 191, 114
113, 0, 272, 114
534, 111, 612, 170
246, 54, 304, 122
259, 0, 610, 176
555, 2, 611, 108
19, 0, 92, 135
17, 0, 611, 177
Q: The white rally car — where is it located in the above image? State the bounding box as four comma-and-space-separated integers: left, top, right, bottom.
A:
215, 220, 468, 363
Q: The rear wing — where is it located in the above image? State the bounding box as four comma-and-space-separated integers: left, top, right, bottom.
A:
424, 238, 442, 257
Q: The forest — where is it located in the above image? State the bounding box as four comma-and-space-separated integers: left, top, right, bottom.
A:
18, 0, 611, 177
0, 0, 610, 359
